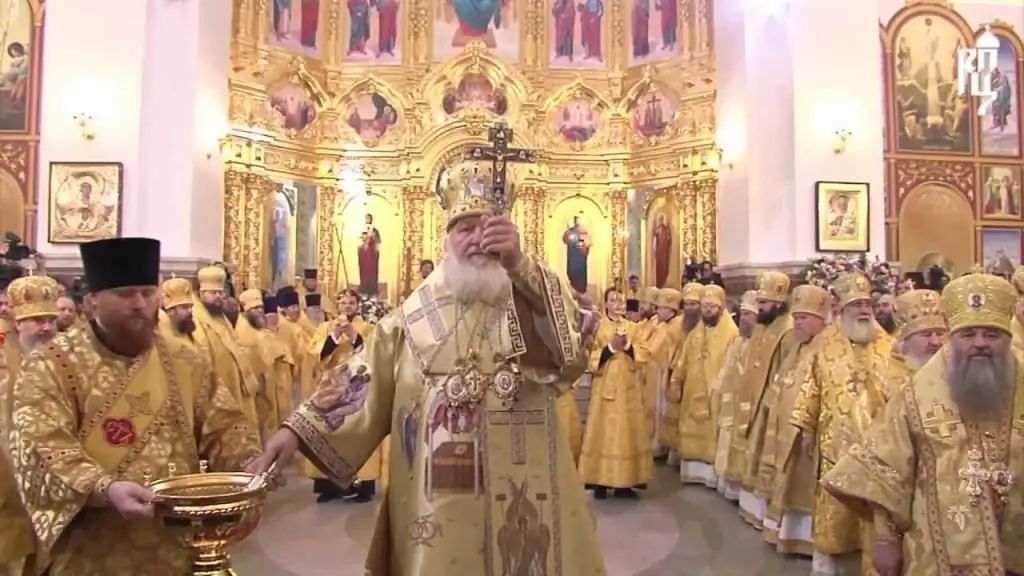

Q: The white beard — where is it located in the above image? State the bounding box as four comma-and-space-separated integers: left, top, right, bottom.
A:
442, 256, 511, 304
841, 316, 876, 344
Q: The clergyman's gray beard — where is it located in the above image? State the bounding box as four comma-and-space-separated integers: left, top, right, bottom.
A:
442, 256, 511, 303
948, 349, 1013, 420
739, 324, 754, 339
841, 317, 876, 344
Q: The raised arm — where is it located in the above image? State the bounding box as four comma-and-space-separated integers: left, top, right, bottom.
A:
9, 351, 108, 553
281, 314, 400, 485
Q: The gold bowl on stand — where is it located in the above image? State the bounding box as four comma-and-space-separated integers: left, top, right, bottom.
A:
148, 462, 271, 576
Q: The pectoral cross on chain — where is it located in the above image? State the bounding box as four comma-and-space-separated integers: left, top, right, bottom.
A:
464, 122, 536, 214
488, 408, 546, 465
959, 449, 990, 505
923, 402, 961, 438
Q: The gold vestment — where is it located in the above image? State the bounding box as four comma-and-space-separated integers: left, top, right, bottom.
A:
658, 316, 690, 451
578, 317, 654, 488
790, 327, 893, 556
9, 325, 260, 575
555, 385, 583, 465
192, 303, 260, 427
297, 285, 337, 318
712, 334, 747, 480
284, 255, 606, 575
634, 316, 663, 442
236, 317, 294, 435
0, 334, 34, 570
669, 315, 738, 479
824, 351, 1024, 574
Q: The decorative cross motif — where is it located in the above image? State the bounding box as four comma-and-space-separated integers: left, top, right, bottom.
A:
404, 285, 455, 339
923, 403, 961, 438
959, 449, 990, 504
946, 505, 970, 531
488, 409, 546, 465
464, 122, 536, 213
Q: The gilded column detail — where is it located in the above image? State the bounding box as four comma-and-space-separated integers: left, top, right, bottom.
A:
610, 188, 628, 282
317, 185, 340, 296
223, 170, 247, 291
402, 185, 427, 295
697, 177, 717, 262
242, 173, 272, 290
680, 182, 698, 259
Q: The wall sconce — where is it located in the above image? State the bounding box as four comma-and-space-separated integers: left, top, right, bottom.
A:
833, 128, 852, 154
73, 113, 94, 140
715, 146, 733, 170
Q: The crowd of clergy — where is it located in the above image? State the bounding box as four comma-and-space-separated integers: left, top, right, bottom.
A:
1, 236, 1023, 574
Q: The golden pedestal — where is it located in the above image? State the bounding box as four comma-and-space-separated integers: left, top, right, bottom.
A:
149, 464, 270, 576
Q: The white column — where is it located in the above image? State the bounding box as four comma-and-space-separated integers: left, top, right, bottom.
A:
714, 0, 885, 271
36, 0, 232, 272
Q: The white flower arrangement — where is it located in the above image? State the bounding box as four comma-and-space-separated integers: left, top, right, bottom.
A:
804, 253, 899, 293
360, 295, 393, 324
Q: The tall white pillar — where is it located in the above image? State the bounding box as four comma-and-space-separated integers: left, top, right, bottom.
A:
714, 0, 886, 279
37, 0, 232, 273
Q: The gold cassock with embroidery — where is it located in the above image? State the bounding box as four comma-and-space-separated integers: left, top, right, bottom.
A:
284, 255, 606, 576
825, 351, 1024, 574
8, 326, 261, 575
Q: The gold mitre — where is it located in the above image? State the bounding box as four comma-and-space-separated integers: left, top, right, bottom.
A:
161, 278, 193, 309
639, 286, 658, 304
833, 272, 872, 308
681, 282, 703, 302
197, 266, 226, 292
654, 287, 681, 311
1011, 266, 1024, 297
739, 289, 758, 314
438, 159, 512, 229
700, 284, 726, 306
755, 271, 790, 303
238, 288, 264, 312
790, 285, 831, 319
7, 276, 59, 321
894, 289, 944, 340
941, 272, 1016, 334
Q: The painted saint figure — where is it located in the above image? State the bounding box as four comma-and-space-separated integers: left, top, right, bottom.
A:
579, 0, 603, 60
632, 0, 650, 58
375, 0, 399, 56
563, 215, 590, 294
990, 67, 1013, 132
652, 213, 672, 288
358, 213, 381, 296
551, 0, 576, 60
274, 0, 294, 39
448, 0, 503, 47
657, 0, 676, 51
348, 0, 372, 54
301, 0, 320, 48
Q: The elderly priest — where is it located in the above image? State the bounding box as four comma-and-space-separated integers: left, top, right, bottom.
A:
8, 238, 261, 575
824, 271, 1024, 576
251, 166, 606, 575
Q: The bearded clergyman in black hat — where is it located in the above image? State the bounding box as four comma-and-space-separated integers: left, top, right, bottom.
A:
8, 237, 262, 575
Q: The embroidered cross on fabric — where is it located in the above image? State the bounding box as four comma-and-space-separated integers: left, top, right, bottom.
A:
923, 403, 960, 438
488, 409, 546, 465
405, 286, 455, 340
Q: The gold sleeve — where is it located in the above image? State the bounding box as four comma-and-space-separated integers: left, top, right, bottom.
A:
283, 314, 399, 486
195, 361, 262, 472
789, 354, 822, 434
509, 254, 586, 373
507, 253, 551, 312
8, 352, 109, 552
629, 323, 651, 366
666, 337, 689, 403
821, 385, 916, 532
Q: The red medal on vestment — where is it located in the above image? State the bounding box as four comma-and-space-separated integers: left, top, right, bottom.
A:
102, 418, 136, 446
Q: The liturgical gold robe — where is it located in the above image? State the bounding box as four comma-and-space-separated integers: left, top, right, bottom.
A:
236, 316, 293, 435
712, 334, 747, 486
634, 316, 663, 441
192, 302, 260, 427
0, 332, 33, 572
824, 351, 1024, 574
284, 255, 605, 575
790, 328, 893, 557
658, 316, 689, 451
555, 385, 583, 465
8, 325, 261, 575
578, 317, 653, 489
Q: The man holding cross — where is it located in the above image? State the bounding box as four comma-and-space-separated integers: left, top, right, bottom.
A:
825, 271, 1024, 576
250, 143, 606, 574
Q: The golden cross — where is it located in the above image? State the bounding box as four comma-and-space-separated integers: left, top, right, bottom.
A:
464, 122, 536, 213
923, 403, 960, 438
958, 449, 988, 504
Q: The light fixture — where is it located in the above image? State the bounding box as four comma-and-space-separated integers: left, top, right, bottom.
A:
833, 128, 852, 154
714, 145, 733, 170
73, 113, 94, 140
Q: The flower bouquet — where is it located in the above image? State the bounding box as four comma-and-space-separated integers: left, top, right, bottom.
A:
804, 254, 899, 294
360, 296, 393, 324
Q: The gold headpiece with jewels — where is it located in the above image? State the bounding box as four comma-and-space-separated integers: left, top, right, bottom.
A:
739, 290, 759, 314
894, 289, 945, 340
1011, 266, 1024, 297
197, 266, 226, 292
161, 277, 193, 309
438, 159, 512, 229
654, 287, 681, 311
238, 289, 264, 312
790, 285, 831, 319
755, 271, 790, 303
700, 284, 726, 306
942, 272, 1016, 334
681, 282, 703, 302
639, 286, 658, 304
833, 272, 872, 309
6, 276, 59, 321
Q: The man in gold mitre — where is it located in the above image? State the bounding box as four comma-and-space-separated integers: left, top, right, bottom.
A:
190, 266, 259, 427
660, 281, 703, 458
578, 287, 653, 499
1, 275, 60, 576
1009, 266, 1024, 355
669, 284, 737, 487
824, 272, 1024, 576
713, 289, 758, 500
9, 237, 261, 575
734, 270, 794, 528
761, 284, 831, 556
159, 276, 198, 341
789, 272, 894, 575
236, 289, 294, 439
642, 287, 683, 458
891, 288, 946, 380
249, 165, 606, 575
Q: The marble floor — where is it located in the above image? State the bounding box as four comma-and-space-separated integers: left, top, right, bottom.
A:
232, 465, 811, 576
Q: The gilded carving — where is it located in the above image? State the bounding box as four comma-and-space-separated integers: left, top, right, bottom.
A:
893, 160, 976, 204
